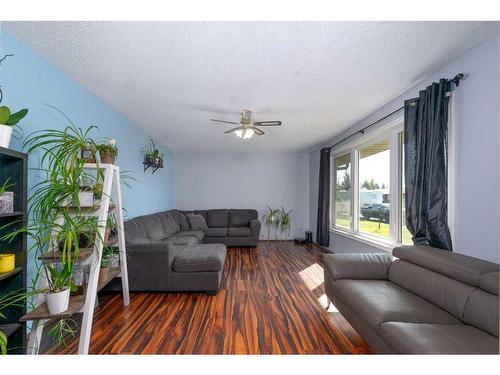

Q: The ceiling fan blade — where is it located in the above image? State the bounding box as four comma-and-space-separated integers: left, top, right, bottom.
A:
224, 127, 242, 134
210, 119, 240, 125
252, 121, 282, 126
252, 127, 265, 135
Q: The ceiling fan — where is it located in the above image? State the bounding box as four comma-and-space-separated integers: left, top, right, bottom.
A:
210, 109, 282, 139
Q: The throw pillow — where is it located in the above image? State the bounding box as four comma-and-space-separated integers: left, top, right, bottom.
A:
186, 213, 208, 230
179, 213, 190, 230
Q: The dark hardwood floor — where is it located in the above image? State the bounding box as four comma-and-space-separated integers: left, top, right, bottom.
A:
48, 241, 371, 354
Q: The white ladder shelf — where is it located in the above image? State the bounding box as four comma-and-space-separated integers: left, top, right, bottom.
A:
22, 163, 130, 355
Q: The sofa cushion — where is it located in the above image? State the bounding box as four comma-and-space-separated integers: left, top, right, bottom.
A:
181, 210, 207, 221
141, 214, 168, 241
124, 219, 149, 244
173, 244, 227, 273
380, 322, 499, 354
175, 230, 205, 241
332, 279, 461, 332
388, 259, 476, 320
480, 272, 499, 295
160, 213, 180, 238
227, 227, 251, 237
179, 213, 190, 231
186, 213, 208, 230
207, 209, 229, 227
203, 227, 228, 237
393, 246, 499, 287
228, 209, 258, 227
163, 235, 199, 246
463, 289, 499, 337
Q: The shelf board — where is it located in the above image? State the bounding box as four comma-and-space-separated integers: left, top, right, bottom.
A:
0, 323, 21, 338
19, 294, 86, 322
0, 211, 23, 218
98, 267, 121, 292
0, 267, 23, 281
38, 247, 94, 261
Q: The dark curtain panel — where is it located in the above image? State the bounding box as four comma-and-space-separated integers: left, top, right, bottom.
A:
316, 147, 330, 246
404, 78, 453, 250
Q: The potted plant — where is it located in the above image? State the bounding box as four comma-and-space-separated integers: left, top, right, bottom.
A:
44, 263, 74, 315
97, 139, 118, 164
99, 255, 110, 283
263, 206, 281, 241
0, 105, 28, 149
142, 138, 165, 170
278, 207, 293, 240
0, 178, 14, 214
103, 245, 119, 268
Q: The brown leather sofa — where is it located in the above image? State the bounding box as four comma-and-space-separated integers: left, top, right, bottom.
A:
324, 245, 499, 354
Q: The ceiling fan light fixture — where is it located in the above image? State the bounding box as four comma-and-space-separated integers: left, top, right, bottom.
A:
235, 128, 254, 139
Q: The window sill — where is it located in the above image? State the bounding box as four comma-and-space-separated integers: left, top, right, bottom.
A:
329, 227, 394, 253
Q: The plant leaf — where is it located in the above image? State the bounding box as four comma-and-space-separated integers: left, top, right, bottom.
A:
5, 108, 28, 125
0, 106, 11, 124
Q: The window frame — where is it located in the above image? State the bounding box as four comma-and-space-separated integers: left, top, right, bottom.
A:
330, 116, 406, 250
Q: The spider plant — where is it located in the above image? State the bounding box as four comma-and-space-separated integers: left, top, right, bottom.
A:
0, 178, 14, 195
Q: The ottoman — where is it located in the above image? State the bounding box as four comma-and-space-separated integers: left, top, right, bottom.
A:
170, 243, 227, 294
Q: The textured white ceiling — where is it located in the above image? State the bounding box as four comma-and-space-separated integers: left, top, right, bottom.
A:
3, 21, 499, 151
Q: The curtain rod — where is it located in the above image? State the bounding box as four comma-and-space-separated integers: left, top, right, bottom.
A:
328, 73, 464, 151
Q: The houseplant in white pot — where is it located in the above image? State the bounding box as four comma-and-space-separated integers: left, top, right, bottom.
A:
44, 263, 74, 315
0, 105, 28, 148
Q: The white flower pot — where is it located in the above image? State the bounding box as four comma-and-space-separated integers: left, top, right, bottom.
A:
0, 125, 13, 148
45, 288, 70, 315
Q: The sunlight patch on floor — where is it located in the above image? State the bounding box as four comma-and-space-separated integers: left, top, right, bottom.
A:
298, 263, 324, 291
318, 293, 339, 312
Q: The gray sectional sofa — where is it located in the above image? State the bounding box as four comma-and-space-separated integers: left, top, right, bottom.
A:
324, 245, 499, 354
121, 208, 260, 292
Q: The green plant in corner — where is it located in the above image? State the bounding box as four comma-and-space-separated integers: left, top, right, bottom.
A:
263, 206, 281, 241
278, 207, 293, 240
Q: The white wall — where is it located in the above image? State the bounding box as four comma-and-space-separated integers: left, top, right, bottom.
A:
310, 32, 500, 263
172, 152, 310, 239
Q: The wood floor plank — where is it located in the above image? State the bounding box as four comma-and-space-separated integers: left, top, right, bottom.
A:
46, 241, 371, 354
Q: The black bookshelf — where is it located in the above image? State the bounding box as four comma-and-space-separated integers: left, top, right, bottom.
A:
0, 146, 28, 354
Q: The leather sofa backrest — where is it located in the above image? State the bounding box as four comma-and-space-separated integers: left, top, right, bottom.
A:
393, 245, 499, 286
207, 209, 229, 227
388, 259, 476, 320
228, 209, 258, 227
463, 289, 499, 337
391, 246, 499, 337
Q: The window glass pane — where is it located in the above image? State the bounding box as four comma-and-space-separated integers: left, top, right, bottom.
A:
334, 153, 351, 229
401, 133, 413, 244
359, 139, 391, 239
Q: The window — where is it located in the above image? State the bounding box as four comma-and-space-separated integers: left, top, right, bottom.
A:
358, 139, 391, 240
331, 120, 410, 247
333, 154, 352, 230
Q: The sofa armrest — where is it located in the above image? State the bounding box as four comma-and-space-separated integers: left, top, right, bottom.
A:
249, 219, 261, 237
324, 253, 393, 281
125, 242, 172, 290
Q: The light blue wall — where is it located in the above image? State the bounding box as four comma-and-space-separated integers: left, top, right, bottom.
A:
1, 30, 172, 216
310, 32, 500, 263
1, 31, 173, 281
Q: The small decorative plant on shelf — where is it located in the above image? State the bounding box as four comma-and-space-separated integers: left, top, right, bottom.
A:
0, 178, 15, 214
97, 138, 118, 164
142, 137, 164, 173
